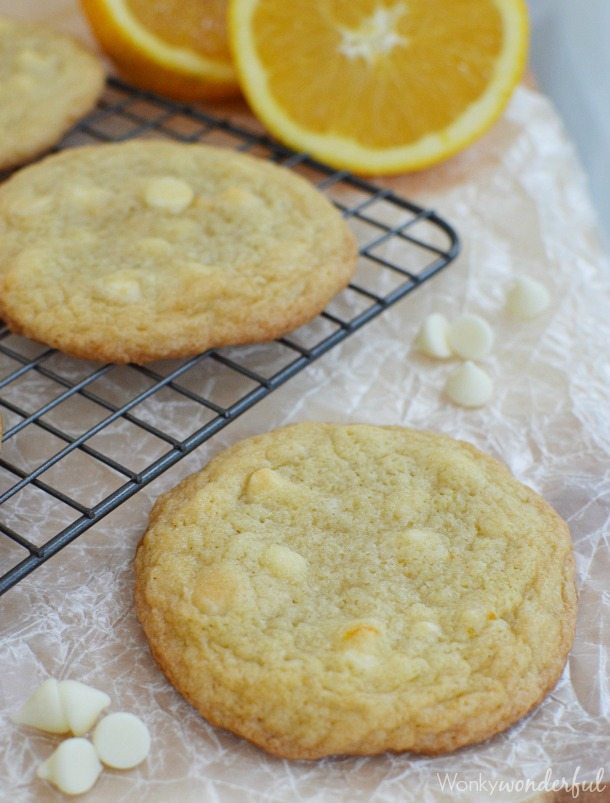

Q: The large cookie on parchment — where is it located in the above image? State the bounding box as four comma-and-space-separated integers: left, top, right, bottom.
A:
0, 16, 104, 171
0, 141, 357, 363
134, 422, 576, 759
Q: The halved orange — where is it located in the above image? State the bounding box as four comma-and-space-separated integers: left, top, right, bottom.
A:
81, 0, 239, 100
229, 0, 528, 173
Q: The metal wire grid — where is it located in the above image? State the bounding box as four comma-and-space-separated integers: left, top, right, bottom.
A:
0, 78, 459, 595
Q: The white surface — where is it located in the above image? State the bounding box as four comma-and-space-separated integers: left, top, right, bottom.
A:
528, 0, 610, 250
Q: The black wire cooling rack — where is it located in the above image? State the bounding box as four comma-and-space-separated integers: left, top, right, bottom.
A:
0, 78, 459, 595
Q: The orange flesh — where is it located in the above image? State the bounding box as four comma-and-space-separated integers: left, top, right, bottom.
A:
126, 0, 232, 62
252, 0, 503, 149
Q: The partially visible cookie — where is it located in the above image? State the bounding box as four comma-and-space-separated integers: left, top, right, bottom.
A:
135, 422, 576, 760
0, 16, 104, 171
0, 141, 357, 363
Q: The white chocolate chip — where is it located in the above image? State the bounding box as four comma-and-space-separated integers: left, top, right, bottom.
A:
445, 361, 493, 408
93, 712, 151, 770
65, 185, 112, 213
506, 277, 551, 319
342, 650, 379, 672
411, 620, 443, 640
58, 680, 111, 737
218, 186, 259, 205
8, 195, 52, 219
144, 177, 194, 213
37, 738, 102, 796
191, 563, 247, 615
93, 273, 144, 305
399, 528, 449, 560
413, 313, 452, 359
447, 314, 494, 360
17, 49, 56, 74
260, 544, 308, 579
461, 608, 490, 635
12, 73, 35, 91
135, 237, 172, 258
11, 678, 69, 734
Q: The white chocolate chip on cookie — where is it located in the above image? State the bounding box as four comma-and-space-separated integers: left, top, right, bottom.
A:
17, 49, 56, 74
191, 564, 245, 615
260, 544, 308, 579
93, 272, 144, 305
398, 528, 449, 561
7, 195, 52, 220
144, 176, 194, 213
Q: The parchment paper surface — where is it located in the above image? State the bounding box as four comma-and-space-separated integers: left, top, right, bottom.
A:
1, 2, 609, 801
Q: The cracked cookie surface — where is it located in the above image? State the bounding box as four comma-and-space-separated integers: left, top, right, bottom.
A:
135, 422, 576, 759
0, 140, 357, 363
0, 16, 104, 171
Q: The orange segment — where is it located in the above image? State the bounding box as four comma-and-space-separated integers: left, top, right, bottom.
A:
229, 0, 528, 173
81, 0, 239, 100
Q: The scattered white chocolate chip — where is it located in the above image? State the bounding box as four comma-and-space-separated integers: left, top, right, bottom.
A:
411, 620, 443, 640
445, 361, 493, 408
12, 678, 110, 736
342, 650, 379, 672
11, 678, 69, 734
37, 738, 102, 796
144, 177, 194, 213
65, 185, 112, 213
413, 312, 452, 359
8, 194, 53, 219
260, 544, 308, 579
93, 712, 151, 770
17, 49, 56, 74
191, 564, 242, 615
447, 314, 494, 360
93, 272, 144, 305
398, 528, 449, 561
58, 680, 111, 737
505, 276, 551, 319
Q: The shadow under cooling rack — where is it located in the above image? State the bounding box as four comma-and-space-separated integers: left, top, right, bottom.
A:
0, 78, 460, 594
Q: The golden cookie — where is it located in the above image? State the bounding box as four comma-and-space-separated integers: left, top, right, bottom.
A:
0, 141, 357, 363
0, 16, 104, 171
135, 422, 576, 759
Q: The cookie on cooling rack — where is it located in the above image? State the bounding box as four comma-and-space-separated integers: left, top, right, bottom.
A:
0, 16, 104, 171
134, 422, 576, 759
0, 141, 357, 363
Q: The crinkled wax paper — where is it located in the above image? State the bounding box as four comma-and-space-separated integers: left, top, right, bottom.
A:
1, 7, 610, 800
